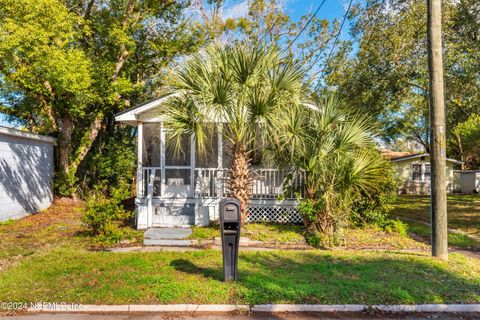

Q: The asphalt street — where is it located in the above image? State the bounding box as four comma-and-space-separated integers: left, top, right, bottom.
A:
1, 312, 479, 320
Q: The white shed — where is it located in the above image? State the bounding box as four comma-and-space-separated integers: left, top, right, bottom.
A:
0, 126, 56, 221
459, 171, 480, 194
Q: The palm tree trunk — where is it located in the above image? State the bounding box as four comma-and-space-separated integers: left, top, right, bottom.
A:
227, 144, 252, 221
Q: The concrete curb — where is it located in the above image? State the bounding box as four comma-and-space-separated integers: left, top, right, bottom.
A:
23, 304, 480, 313
371, 304, 480, 313
252, 304, 365, 312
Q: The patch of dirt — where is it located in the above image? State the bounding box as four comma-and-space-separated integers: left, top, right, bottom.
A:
0, 198, 87, 268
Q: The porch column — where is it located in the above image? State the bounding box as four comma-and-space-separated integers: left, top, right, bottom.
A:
137, 122, 143, 169
137, 122, 143, 198
191, 134, 195, 198
160, 122, 166, 197
217, 124, 223, 198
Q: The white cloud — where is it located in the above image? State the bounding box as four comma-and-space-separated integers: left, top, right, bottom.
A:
223, 0, 249, 19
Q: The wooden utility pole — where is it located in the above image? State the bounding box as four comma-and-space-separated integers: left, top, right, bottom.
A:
427, 0, 448, 261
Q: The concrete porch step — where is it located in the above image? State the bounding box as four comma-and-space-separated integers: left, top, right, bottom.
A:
143, 227, 193, 246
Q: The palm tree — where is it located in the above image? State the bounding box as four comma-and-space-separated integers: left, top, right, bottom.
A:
272, 95, 390, 239
161, 42, 305, 218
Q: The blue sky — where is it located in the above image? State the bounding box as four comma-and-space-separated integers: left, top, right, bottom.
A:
223, 0, 353, 40
286, 0, 350, 23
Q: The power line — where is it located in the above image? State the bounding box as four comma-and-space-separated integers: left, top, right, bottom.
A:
323, 0, 354, 70
257, 22, 276, 44
284, 0, 328, 52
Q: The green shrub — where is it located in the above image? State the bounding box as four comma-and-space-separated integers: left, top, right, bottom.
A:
351, 165, 400, 227
382, 219, 408, 237
81, 194, 133, 244
54, 171, 79, 197
304, 230, 322, 247
297, 198, 320, 225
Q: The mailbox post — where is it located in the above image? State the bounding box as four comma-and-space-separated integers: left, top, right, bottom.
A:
219, 198, 241, 281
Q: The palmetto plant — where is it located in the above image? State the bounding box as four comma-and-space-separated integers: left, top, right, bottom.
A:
161, 42, 305, 218
273, 95, 390, 240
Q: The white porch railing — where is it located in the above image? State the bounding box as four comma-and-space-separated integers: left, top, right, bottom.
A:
137, 167, 305, 199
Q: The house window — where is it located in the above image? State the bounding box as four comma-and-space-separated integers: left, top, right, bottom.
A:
412, 164, 422, 181
412, 163, 430, 182
424, 164, 431, 181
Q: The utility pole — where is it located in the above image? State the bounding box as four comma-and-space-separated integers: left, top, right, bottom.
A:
427, 0, 448, 261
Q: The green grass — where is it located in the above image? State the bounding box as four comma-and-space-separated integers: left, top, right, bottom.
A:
405, 220, 479, 251
190, 223, 305, 244
0, 246, 478, 305
391, 195, 480, 250
0, 219, 14, 227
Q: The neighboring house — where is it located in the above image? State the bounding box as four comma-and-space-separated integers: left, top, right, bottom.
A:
382, 151, 463, 194
0, 126, 56, 221
115, 96, 304, 229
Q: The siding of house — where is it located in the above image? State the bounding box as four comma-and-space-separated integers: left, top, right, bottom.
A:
393, 156, 456, 194
0, 128, 55, 221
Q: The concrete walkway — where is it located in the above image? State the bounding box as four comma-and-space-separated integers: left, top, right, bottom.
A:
143, 227, 192, 246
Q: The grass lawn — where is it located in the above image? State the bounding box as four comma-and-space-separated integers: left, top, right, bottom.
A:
0, 198, 142, 269
0, 246, 479, 305
190, 223, 306, 244
391, 195, 480, 251
190, 222, 426, 250
1, 197, 479, 305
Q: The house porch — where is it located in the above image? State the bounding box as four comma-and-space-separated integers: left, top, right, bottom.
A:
135, 122, 305, 229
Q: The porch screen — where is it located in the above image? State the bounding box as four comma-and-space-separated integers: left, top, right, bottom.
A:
196, 125, 218, 168
165, 131, 191, 166
142, 123, 160, 167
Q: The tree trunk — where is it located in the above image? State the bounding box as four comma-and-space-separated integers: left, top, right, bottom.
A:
59, 115, 73, 173
455, 133, 466, 170
227, 144, 252, 221
427, 0, 448, 261
69, 116, 104, 173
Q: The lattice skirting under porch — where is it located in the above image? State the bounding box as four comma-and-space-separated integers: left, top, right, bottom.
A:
246, 205, 303, 224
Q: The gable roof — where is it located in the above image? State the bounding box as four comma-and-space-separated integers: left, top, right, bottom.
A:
114, 93, 178, 125
381, 151, 418, 160
115, 94, 317, 125
382, 151, 463, 165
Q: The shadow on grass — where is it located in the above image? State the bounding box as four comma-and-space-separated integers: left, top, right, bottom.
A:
171, 258, 224, 281
172, 251, 480, 304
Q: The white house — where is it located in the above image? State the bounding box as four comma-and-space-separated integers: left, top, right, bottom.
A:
382, 151, 463, 194
115, 95, 304, 229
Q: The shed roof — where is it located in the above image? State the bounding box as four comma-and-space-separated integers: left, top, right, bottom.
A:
0, 125, 57, 145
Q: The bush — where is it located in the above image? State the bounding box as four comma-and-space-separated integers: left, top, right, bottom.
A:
81, 193, 133, 244
382, 219, 408, 237
54, 171, 79, 197
297, 198, 320, 225
351, 165, 400, 227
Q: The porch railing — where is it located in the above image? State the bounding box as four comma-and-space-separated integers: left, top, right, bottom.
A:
137, 167, 305, 199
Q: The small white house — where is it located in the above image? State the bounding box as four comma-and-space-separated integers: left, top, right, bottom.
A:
0, 126, 56, 221
383, 151, 463, 194
115, 95, 304, 229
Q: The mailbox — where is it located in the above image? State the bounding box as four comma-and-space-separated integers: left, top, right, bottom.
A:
219, 198, 241, 281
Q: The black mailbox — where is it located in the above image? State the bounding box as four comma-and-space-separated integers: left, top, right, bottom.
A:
219, 198, 241, 281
